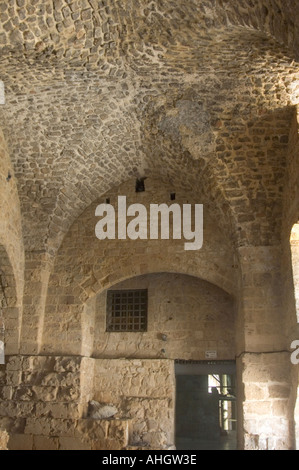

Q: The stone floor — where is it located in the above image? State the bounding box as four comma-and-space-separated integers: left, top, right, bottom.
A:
176, 432, 237, 451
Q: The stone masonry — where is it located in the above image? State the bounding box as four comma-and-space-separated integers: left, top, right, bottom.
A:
0, 0, 298, 451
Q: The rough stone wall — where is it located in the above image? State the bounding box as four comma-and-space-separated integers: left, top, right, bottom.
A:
0, 429, 8, 450
41, 177, 236, 356
0, 2, 298, 258
93, 272, 234, 360
0, 355, 174, 450
280, 108, 299, 449
282, 109, 299, 343
282, 108, 299, 233
0, 126, 24, 296
0, 127, 24, 291
1, 65, 296, 257
236, 246, 285, 353
0, 247, 19, 357
0, 1, 299, 63
290, 225, 299, 322
0, 0, 298, 451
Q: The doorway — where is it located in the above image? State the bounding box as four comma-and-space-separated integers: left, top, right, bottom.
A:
175, 360, 237, 450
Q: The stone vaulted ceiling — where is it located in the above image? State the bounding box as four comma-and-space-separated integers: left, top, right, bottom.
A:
0, 0, 299, 254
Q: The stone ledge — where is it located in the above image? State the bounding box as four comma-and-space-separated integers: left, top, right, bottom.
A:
4, 417, 131, 450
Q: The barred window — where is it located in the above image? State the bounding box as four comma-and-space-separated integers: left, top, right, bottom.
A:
106, 289, 148, 332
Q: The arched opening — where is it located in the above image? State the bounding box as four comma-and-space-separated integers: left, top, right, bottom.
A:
86, 272, 236, 450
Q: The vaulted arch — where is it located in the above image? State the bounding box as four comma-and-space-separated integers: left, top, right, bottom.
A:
290, 222, 299, 322
41, 176, 236, 355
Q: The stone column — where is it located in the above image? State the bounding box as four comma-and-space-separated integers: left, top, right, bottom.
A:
20, 251, 53, 355
0, 126, 24, 356
236, 246, 293, 450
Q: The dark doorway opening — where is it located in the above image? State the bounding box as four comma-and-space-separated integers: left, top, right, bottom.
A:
175, 360, 237, 450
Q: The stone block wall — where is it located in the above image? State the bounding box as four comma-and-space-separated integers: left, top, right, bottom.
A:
235, 239, 298, 449
93, 272, 235, 360
0, 355, 175, 450
0, 127, 24, 305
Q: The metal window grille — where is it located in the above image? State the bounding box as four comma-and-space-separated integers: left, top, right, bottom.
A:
106, 289, 148, 332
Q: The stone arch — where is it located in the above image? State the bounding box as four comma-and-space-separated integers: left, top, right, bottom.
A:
42, 251, 236, 357
41, 176, 237, 356
92, 252, 236, 299
0, 245, 20, 357
83, 270, 236, 360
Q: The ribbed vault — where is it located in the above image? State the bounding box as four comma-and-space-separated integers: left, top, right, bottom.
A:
0, 0, 298, 255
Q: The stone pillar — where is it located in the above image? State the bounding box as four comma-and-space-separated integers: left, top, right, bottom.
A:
237, 246, 294, 450
281, 226, 299, 451
0, 81, 5, 105
20, 251, 53, 355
